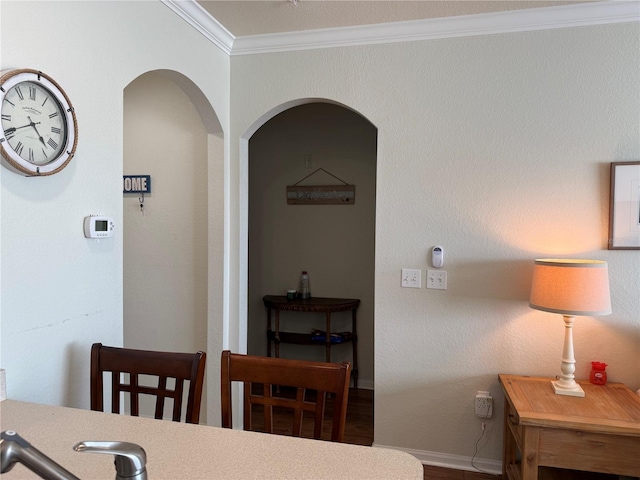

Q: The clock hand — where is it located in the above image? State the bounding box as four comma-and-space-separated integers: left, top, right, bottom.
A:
27, 116, 47, 148
4, 122, 40, 135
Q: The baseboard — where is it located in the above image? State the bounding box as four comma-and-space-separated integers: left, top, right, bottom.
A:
372, 443, 502, 476
353, 379, 374, 390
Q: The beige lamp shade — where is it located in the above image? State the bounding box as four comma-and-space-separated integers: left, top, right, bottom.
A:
529, 259, 611, 316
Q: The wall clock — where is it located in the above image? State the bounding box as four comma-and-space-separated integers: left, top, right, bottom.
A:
1, 68, 78, 176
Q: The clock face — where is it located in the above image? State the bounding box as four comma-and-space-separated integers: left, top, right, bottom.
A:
1, 69, 77, 176
2, 81, 67, 164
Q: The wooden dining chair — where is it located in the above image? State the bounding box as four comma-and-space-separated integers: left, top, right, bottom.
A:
220, 350, 351, 442
90, 343, 206, 424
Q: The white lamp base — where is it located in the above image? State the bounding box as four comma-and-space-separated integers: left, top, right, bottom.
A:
552, 378, 585, 397
550, 315, 586, 397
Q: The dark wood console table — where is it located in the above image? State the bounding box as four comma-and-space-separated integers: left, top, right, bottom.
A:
263, 295, 360, 388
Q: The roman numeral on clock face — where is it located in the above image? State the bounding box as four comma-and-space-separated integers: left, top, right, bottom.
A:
29, 86, 36, 101
1, 114, 10, 121
47, 138, 58, 150
51, 126, 61, 134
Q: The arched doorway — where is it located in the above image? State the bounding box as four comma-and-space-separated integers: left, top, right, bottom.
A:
242, 100, 377, 441
122, 70, 223, 424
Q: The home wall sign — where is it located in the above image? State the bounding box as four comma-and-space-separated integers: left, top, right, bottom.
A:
124, 175, 151, 213
123, 175, 151, 193
286, 168, 355, 205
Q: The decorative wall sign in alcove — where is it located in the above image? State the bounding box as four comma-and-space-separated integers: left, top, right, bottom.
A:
123, 175, 151, 194
286, 168, 355, 205
123, 175, 151, 213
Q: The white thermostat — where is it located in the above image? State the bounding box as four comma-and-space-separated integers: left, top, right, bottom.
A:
84, 215, 114, 238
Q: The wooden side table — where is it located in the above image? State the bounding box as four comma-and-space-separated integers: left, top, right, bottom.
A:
263, 295, 360, 388
499, 374, 640, 480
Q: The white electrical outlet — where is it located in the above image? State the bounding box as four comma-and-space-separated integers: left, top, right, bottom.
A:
427, 270, 447, 290
401, 269, 421, 288
475, 391, 493, 418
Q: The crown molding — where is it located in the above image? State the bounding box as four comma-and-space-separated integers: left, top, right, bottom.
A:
161, 0, 235, 55
163, 1, 640, 57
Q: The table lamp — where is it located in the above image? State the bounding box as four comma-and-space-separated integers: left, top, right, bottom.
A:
529, 259, 611, 397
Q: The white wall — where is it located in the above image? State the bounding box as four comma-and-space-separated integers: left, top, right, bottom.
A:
247, 103, 376, 387
0, 2, 230, 424
229, 23, 639, 468
1, 0, 638, 472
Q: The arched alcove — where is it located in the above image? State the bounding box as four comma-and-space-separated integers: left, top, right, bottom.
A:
241, 98, 377, 393
123, 70, 223, 424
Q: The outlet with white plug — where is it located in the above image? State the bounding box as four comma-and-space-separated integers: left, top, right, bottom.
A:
475, 391, 493, 418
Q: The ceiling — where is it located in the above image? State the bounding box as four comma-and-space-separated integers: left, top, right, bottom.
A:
195, 0, 594, 37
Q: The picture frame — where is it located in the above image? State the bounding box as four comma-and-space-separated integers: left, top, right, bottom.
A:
608, 161, 640, 250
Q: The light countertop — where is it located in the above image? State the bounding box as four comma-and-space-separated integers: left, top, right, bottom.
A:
0, 399, 423, 479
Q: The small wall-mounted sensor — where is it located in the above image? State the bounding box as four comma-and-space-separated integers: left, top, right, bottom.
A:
84, 215, 115, 238
432, 246, 444, 268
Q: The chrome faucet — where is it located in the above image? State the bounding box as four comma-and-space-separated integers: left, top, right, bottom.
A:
73, 441, 147, 480
1, 431, 147, 480
1, 430, 81, 480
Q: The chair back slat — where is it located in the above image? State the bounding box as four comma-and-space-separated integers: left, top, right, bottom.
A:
90, 343, 206, 424
221, 350, 351, 442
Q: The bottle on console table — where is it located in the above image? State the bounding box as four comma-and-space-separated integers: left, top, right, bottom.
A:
299, 271, 311, 299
